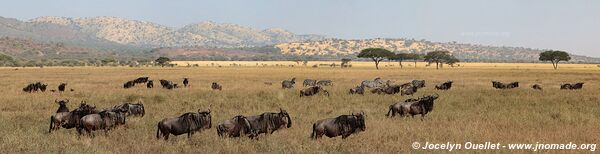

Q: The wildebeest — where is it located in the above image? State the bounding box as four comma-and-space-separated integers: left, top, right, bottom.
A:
133, 77, 149, 84
282, 77, 296, 89
55, 99, 70, 113
349, 85, 365, 95
532, 84, 543, 90
561, 83, 584, 90
23, 82, 47, 93
123, 81, 135, 89
183, 78, 189, 87
370, 85, 401, 95
317, 80, 333, 86
435, 81, 453, 90
361, 77, 387, 88
411, 80, 426, 89
77, 109, 127, 137
216, 115, 255, 138
39, 83, 47, 92
311, 112, 365, 139
113, 101, 145, 117
303, 79, 317, 87
211, 82, 222, 91
58, 83, 67, 92
492, 81, 519, 89
49, 102, 97, 133
401, 85, 418, 96
159, 79, 177, 89
300, 86, 330, 97
156, 108, 212, 140
246, 108, 292, 137
147, 80, 154, 88
386, 94, 439, 120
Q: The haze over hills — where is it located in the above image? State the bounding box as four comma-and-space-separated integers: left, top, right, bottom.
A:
0, 16, 598, 63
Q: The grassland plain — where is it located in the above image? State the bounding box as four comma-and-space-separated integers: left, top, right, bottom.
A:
0, 63, 599, 153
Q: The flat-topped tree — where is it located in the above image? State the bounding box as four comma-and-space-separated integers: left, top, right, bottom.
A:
424, 50, 457, 69
357, 48, 394, 69
155, 57, 171, 67
539, 50, 571, 70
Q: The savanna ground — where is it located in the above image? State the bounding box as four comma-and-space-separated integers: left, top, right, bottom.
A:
1, 62, 599, 153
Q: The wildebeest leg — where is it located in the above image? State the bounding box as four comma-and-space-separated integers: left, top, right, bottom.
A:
48, 118, 53, 133
164, 133, 169, 140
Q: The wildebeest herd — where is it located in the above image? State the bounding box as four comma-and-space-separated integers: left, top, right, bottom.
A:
38, 76, 585, 140
23, 82, 72, 93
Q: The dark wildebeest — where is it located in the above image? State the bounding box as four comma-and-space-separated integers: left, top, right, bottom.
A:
311, 112, 365, 139
246, 108, 292, 137
386, 94, 439, 120
77, 109, 127, 137
561, 83, 584, 90
134, 77, 149, 84
370, 85, 401, 95
156, 109, 212, 140
435, 81, 453, 90
49, 102, 97, 133
55, 99, 70, 113
216, 115, 255, 138
147, 80, 154, 88
303, 79, 317, 87
123, 81, 135, 89
300, 86, 330, 97
411, 80, 426, 89
282, 77, 296, 89
361, 77, 387, 88
23, 83, 36, 93
401, 85, 418, 96
349, 85, 365, 95
492, 81, 519, 89
183, 78, 189, 87
211, 82, 222, 91
58, 83, 67, 92
159, 79, 177, 89
317, 80, 333, 86
39, 83, 47, 92
113, 101, 145, 117
532, 84, 543, 90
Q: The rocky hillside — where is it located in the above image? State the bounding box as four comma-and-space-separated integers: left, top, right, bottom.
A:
276, 38, 600, 63
0, 37, 104, 59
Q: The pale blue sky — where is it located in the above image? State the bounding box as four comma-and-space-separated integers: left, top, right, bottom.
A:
1, 0, 599, 57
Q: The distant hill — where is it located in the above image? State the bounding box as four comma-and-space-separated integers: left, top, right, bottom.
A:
0, 37, 105, 60
275, 38, 600, 63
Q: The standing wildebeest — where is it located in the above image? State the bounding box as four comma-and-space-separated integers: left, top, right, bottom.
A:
300, 86, 330, 97
411, 80, 426, 89
58, 83, 67, 92
561, 83, 584, 90
492, 81, 519, 89
311, 112, 365, 139
147, 80, 154, 88
303, 79, 317, 87
38, 82, 47, 92
216, 115, 255, 138
349, 85, 365, 95
435, 81, 453, 90
361, 77, 387, 88
55, 99, 70, 113
532, 84, 543, 90
77, 109, 127, 137
211, 82, 222, 91
317, 80, 333, 86
183, 78, 189, 87
156, 109, 212, 140
133, 77, 149, 84
23, 82, 47, 93
113, 101, 145, 117
246, 108, 292, 137
401, 85, 418, 96
386, 94, 439, 120
159, 79, 177, 89
282, 77, 296, 89
370, 85, 401, 95
49, 102, 97, 133
123, 81, 135, 89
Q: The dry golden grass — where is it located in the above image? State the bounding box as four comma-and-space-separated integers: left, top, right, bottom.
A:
0, 63, 599, 153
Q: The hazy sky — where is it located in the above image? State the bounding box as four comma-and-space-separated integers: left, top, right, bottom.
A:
1, 0, 599, 57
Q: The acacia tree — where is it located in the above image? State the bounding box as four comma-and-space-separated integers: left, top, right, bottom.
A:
357, 48, 394, 69
407, 53, 423, 68
389, 53, 411, 68
424, 50, 457, 69
155, 57, 171, 67
539, 50, 571, 70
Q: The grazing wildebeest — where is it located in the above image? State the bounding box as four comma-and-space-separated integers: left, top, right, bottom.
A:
349, 85, 365, 95
300, 86, 330, 97
435, 81, 453, 90
311, 112, 365, 139
211, 82, 222, 91
401, 85, 418, 96
317, 80, 333, 86
361, 77, 387, 88
55, 99, 70, 113
123, 81, 135, 89
532, 84, 543, 90
23, 82, 46, 93
386, 94, 439, 120
23, 83, 36, 93
159, 79, 177, 89
147, 80, 154, 88
49, 102, 97, 133
246, 108, 292, 137
183, 78, 189, 87
156, 109, 212, 140
113, 101, 145, 117
77, 109, 127, 137
216, 115, 255, 138
39, 83, 47, 92
133, 77, 149, 84
370, 85, 401, 95
303, 79, 317, 87
411, 80, 426, 89
492, 81, 519, 89
282, 77, 296, 89
58, 83, 67, 92
561, 83, 584, 90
